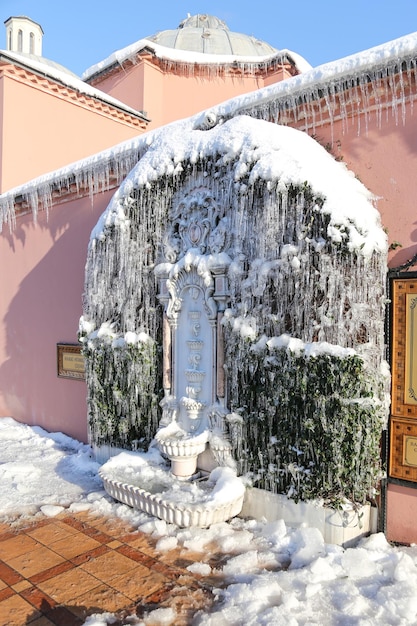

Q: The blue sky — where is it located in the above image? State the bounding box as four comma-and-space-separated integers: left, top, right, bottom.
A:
2, 0, 417, 76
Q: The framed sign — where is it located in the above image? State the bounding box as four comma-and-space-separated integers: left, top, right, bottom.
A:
390, 278, 417, 482
57, 344, 85, 380
403, 435, 417, 467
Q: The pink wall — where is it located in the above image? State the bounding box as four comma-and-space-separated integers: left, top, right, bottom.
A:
0, 191, 113, 441
0, 68, 146, 193
288, 101, 417, 267
156, 70, 264, 129
0, 75, 4, 193
91, 59, 283, 130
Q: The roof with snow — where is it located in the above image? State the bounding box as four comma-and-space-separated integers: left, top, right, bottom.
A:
148, 14, 277, 56
0, 49, 149, 120
1, 28, 416, 248
82, 14, 309, 81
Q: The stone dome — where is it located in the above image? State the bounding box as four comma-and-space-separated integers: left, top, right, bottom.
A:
12, 51, 80, 78
149, 14, 277, 57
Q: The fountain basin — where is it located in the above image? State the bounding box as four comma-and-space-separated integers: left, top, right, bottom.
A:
155, 423, 209, 478
155, 426, 208, 458
99, 451, 245, 527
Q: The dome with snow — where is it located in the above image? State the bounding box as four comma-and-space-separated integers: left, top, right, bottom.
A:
148, 13, 278, 56
7, 51, 80, 78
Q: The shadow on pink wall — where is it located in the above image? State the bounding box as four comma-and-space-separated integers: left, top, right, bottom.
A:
0, 192, 112, 442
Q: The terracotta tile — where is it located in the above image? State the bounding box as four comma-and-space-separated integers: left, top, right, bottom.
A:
159, 548, 205, 567
0, 560, 24, 585
106, 539, 122, 549
88, 517, 134, 535
124, 534, 158, 555
44, 605, 83, 625
29, 560, 75, 584
47, 532, 102, 559
141, 583, 174, 605
0, 529, 19, 542
29, 616, 56, 626
119, 531, 145, 544
37, 568, 102, 604
116, 544, 156, 567
66, 511, 102, 524
139, 583, 213, 626
0, 593, 40, 626
21, 585, 56, 611
83, 527, 113, 543
80, 549, 141, 583
110, 566, 169, 601
0, 577, 7, 590
60, 517, 86, 532
0, 522, 14, 535
12, 578, 33, 592
8, 545, 66, 578
68, 583, 132, 617
71, 544, 109, 566
27, 521, 79, 545
0, 586, 15, 601
0, 533, 40, 560
150, 561, 183, 579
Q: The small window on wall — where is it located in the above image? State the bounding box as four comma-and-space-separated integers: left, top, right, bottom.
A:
29, 32, 34, 54
7, 29, 12, 51
17, 29, 23, 52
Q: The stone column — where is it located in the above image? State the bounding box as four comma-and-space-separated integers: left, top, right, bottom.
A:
162, 312, 171, 395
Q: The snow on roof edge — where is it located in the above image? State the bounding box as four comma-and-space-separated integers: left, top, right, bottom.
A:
0, 50, 148, 120
1, 29, 417, 228
205, 30, 417, 120
81, 38, 305, 81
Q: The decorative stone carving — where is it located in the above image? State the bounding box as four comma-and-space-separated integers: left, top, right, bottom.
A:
154, 185, 234, 480
166, 268, 217, 323
162, 188, 231, 263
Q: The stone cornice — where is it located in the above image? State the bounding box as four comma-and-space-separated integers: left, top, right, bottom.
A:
86, 47, 298, 85
0, 60, 149, 129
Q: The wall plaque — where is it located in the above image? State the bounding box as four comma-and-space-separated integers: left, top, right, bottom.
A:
403, 435, 417, 467
57, 344, 85, 380
390, 280, 417, 420
390, 279, 417, 482
390, 417, 417, 482
404, 293, 417, 405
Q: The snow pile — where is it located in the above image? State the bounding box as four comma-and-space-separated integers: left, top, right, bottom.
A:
100, 449, 245, 508
96, 115, 386, 256
1, 418, 417, 625
0, 417, 102, 517
266, 333, 356, 359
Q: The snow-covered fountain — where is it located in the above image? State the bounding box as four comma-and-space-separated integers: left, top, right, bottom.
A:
80, 114, 389, 538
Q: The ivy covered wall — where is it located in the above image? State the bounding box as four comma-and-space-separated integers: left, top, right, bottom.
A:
224, 332, 387, 506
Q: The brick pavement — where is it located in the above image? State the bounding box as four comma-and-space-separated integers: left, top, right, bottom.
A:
0, 511, 218, 625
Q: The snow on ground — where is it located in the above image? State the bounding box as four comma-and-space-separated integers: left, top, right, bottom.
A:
1, 417, 417, 625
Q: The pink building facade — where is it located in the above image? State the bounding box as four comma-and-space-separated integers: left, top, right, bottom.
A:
1, 14, 417, 542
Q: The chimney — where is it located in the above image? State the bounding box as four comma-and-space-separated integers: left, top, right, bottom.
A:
4, 16, 44, 56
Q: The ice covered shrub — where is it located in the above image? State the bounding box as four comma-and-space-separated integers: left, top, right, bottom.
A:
80, 329, 161, 449
224, 330, 387, 506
